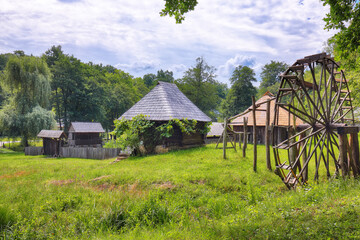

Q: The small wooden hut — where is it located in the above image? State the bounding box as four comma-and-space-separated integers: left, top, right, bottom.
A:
37, 130, 66, 156
120, 81, 211, 151
205, 122, 224, 144
68, 122, 105, 147
229, 92, 302, 144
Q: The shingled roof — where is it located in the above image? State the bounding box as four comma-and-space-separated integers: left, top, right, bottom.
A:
207, 122, 224, 137
69, 122, 105, 133
229, 92, 303, 127
37, 130, 65, 139
120, 81, 211, 122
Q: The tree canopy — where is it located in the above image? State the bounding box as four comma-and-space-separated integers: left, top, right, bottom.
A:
257, 61, 288, 97
221, 65, 257, 117
322, 0, 360, 61
176, 57, 222, 119
160, 0, 198, 23
0, 55, 55, 146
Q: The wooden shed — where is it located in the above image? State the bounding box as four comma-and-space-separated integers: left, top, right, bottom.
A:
205, 122, 224, 144
120, 81, 211, 151
37, 130, 66, 156
68, 122, 105, 147
229, 92, 302, 144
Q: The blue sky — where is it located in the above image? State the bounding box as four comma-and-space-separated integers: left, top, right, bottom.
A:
0, 0, 336, 86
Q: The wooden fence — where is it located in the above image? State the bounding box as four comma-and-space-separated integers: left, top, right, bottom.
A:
25, 147, 43, 156
60, 147, 121, 160
25, 146, 121, 160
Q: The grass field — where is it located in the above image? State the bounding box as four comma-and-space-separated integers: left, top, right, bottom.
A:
1, 144, 360, 239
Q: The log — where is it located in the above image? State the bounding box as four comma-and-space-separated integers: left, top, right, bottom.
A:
350, 133, 360, 176
265, 101, 271, 170
243, 117, 247, 158
252, 96, 257, 172
223, 118, 228, 159
339, 134, 349, 177
300, 132, 308, 181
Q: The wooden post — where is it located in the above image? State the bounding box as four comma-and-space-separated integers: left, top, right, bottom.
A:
300, 132, 308, 181
265, 101, 271, 170
243, 117, 247, 158
223, 118, 228, 159
239, 133, 242, 149
252, 96, 257, 172
339, 134, 349, 178
350, 132, 360, 176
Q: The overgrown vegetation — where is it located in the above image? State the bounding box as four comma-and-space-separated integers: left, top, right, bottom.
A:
110, 115, 210, 155
1, 144, 360, 239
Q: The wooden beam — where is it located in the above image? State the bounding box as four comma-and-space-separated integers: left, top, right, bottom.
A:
252, 96, 257, 172
350, 133, 360, 177
339, 134, 349, 178
265, 101, 271, 170
243, 117, 247, 158
223, 118, 228, 159
336, 126, 359, 135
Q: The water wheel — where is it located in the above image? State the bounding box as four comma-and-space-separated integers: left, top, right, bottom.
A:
272, 53, 360, 189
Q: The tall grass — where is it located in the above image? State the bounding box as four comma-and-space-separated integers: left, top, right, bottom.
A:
1, 144, 360, 239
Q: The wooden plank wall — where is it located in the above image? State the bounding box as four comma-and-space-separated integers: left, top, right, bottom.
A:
25, 146, 121, 159
60, 147, 121, 160
25, 147, 43, 156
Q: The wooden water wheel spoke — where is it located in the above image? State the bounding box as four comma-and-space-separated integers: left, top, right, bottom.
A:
272, 53, 359, 189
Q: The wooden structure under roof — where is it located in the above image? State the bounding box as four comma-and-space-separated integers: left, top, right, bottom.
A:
68, 122, 105, 147
37, 130, 66, 156
229, 92, 302, 144
120, 81, 211, 151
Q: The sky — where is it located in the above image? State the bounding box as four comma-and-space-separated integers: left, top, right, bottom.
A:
0, 0, 336, 86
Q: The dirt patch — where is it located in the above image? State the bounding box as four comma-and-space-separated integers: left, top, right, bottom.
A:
154, 181, 177, 190
89, 175, 112, 182
189, 179, 206, 185
49, 179, 76, 186
0, 171, 30, 179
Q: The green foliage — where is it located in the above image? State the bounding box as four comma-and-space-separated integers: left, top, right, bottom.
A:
112, 115, 209, 155
221, 65, 257, 117
0, 206, 15, 232
177, 57, 222, 120
160, 0, 198, 23
258, 60, 288, 97
0, 55, 55, 146
42, 45, 147, 132
157, 118, 197, 138
322, 0, 360, 61
112, 115, 156, 155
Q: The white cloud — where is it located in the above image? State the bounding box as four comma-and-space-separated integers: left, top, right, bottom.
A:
0, 0, 336, 85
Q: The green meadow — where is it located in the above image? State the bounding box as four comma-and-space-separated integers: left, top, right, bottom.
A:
1, 144, 360, 239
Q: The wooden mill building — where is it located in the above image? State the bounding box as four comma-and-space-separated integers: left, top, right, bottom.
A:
229, 92, 302, 144
37, 130, 66, 156
68, 122, 105, 147
120, 81, 211, 151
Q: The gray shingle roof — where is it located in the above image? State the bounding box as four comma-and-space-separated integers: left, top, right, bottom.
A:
69, 122, 105, 133
37, 130, 65, 139
207, 122, 224, 136
120, 81, 211, 122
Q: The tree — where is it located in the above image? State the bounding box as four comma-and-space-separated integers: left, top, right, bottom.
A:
0, 55, 55, 146
258, 61, 288, 97
160, 0, 198, 23
322, 0, 360, 62
156, 70, 175, 83
221, 66, 257, 117
176, 57, 220, 118
143, 73, 157, 88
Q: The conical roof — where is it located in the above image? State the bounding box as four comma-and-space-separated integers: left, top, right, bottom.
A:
120, 81, 211, 122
